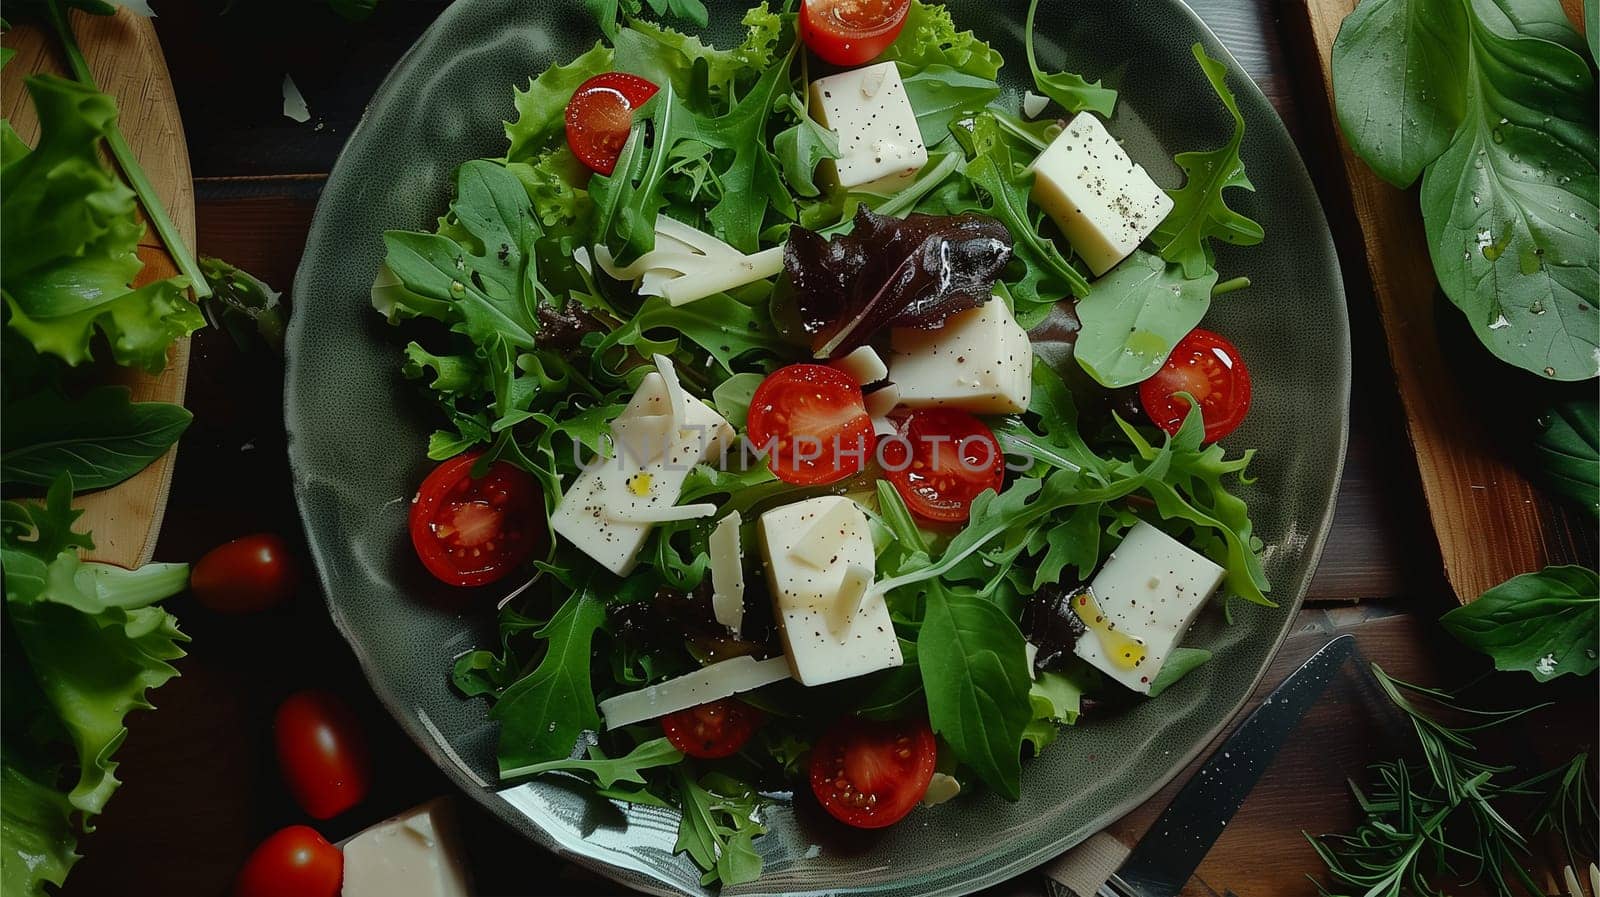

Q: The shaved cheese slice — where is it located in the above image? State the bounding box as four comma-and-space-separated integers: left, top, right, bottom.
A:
826, 564, 874, 637
610, 413, 672, 464
651, 354, 691, 431
922, 773, 961, 806
598, 656, 792, 729
661, 246, 785, 306
1022, 90, 1050, 120
573, 246, 594, 275
654, 216, 744, 259
832, 346, 888, 385
864, 382, 900, 418
604, 502, 717, 524
790, 499, 859, 569
872, 416, 898, 438
709, 512, 745, 635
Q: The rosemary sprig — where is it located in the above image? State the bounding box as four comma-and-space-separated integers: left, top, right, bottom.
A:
1307, 663, 1590, 897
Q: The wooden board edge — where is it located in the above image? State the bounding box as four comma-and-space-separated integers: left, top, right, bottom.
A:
2, 9, 196, 570
1283, 0, 1588, 603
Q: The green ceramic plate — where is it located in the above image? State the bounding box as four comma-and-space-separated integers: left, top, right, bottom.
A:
286, 1, 1349, 894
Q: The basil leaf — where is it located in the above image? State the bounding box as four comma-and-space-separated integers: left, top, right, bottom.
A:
1531, 398, 1599, 516
1146, 647, 1211, 697
1024, 0, 1117, 116
901, 65, 1000, 148
1151, 44, 1265, 278
1416, 4, 1598, 381
1073, 250, 1217, 388
1, 387, 191, 491
918, 582, 1033, 800
490, 589, 607, 772
1441, 566, 1598, 681
1331, 0, 1468, 187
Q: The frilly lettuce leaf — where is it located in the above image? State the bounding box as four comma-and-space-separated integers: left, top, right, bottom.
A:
1, 475, 188, 895
1, 75, 200, 371
876, 0, 1003, 79
505, 42, 615, 164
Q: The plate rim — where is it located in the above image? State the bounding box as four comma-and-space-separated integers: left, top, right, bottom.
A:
284, 0, 1352, 893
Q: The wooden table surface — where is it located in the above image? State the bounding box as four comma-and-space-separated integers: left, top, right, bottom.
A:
54, 2, 1593, 895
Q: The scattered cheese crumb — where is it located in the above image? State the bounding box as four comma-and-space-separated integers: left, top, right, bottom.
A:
282, 74, 310, 123
1022, 91, 1050, 119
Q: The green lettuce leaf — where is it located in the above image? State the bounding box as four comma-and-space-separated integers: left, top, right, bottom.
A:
505, 42, 615, 163
1, 75, 200, 370
876, 0, 1003, 79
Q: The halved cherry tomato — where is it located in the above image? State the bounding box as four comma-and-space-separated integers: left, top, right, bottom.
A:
275, 690, 372, 820
799, 0, 911, 66
234, 825, 342, 897
809, 716, 937, 829
1139, 327, 1252, 444
879, 409, 1005, 523
746, 364, 874, 486
565, 72, 659, 175
661, 698, 764, 759
191, 533, 298, 614
409, 451, 543, 587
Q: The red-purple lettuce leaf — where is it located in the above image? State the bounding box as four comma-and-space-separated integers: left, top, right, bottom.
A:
783, 206, 1012, 358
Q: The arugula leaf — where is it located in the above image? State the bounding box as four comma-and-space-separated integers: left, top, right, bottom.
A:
773, 94, 839, 198
1441, 565, 1598, 681
598, 288, 793, 375
854, 639, 924, 720
1150, 44, 1265, 278
952, 116, 1091, 319
1416, 3, 1598, 381
1024, 0, 1116, 116
1145, 647, 1210, 697
918, 581, 1033, 799
0, 386, 191, 491
592, 51, 795, 262
505, 42, 615, 163
197, 257, 285, 353
674, 770, 767, 886
900, 65, 1000, 148
500, 736, 684, 784
876, 0, 1003, 79
490, 589, 608, 772
1073, 250, 1217, 388
1530, 398, 1598, 516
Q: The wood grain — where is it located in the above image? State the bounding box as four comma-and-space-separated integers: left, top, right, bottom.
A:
1286, 0, 1590, 605
1, 9, 195, 569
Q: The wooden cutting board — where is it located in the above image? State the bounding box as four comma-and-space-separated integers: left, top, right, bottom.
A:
1286, 0, 1594, 604
2, 8, 194, 569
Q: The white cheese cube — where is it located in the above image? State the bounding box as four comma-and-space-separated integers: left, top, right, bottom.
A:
598, 656, 792, 729
1073, 522, 1224, 694
1029, 113, 1174, 276
758, 496, 902, 685
549, 368, 734, 576
888, 298, 1032, 414
341, 799, 471, 897
809, 62, 928, 193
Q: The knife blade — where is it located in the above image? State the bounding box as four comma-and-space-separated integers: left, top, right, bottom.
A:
1094, 634, 1357, 897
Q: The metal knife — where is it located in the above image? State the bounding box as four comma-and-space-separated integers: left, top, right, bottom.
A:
1085, 634, 1357, 897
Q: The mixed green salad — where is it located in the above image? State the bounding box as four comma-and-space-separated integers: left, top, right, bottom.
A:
376, 0, 1271, 885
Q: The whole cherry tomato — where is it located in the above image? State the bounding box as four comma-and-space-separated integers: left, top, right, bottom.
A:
191, 533, 298, 614
234, 825, 341, 897
274, 690, 371, 820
